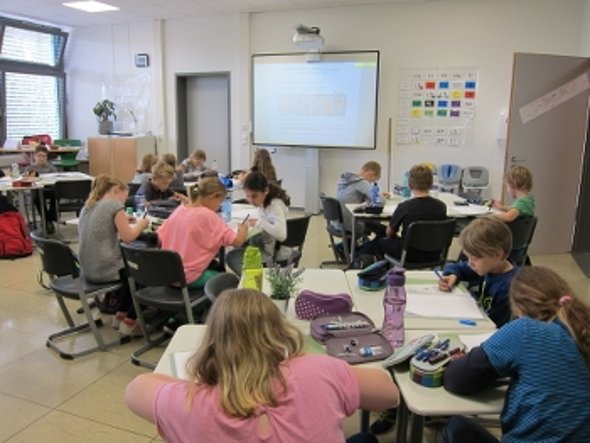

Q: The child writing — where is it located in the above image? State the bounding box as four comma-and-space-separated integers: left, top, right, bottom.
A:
438, 216, 518, 328
78, 174, 149, 336
137, 161, 188, 205
160, 153, 185, 191
157, 177, 248, 288
178, 148, 208, 175
492, 165, 535, 222
125, 288, 399, 443
443, 266, 590, 443
242, 172, 291, 261
25, 144, 58, 233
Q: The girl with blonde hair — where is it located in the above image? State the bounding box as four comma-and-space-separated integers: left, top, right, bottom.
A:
157, 177, 248, 288
131, 153, 158, 185
125, 288, 399, 442
443, 266, 590, 443
78, 174, 149, 335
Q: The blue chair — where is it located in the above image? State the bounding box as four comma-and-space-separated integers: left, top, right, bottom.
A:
438, 164, 462, 195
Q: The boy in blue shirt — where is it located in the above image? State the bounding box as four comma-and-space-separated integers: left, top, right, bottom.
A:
438, 216, 518, 328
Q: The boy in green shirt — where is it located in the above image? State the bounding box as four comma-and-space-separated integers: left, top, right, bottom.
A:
492, 165, 535, 222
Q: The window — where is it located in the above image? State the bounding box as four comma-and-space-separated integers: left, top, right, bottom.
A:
0, 17, 68, 144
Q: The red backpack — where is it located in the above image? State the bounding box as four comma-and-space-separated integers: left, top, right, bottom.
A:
0, 212, 33, 259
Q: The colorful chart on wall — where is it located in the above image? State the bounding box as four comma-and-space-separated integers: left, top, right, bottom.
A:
396, 67, 478, 148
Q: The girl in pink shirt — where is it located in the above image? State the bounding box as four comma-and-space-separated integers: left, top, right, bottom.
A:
125, 289, 399, 443
157, 177, 248, 288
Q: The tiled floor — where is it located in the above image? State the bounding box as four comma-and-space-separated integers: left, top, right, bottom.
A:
0, 215, 588, 442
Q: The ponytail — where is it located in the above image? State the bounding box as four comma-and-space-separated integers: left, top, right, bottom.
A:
189, 177, 226, 203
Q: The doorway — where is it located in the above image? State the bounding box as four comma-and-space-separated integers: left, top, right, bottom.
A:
176, 72, 231, 174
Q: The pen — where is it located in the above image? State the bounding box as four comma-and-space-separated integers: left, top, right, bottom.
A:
241, 214, 250, 225
435, 269, 453, 292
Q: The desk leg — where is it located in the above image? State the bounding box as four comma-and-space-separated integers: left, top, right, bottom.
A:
350, 218, 357, 264
38, 188, 47, 236
396, 396, 409, 443
360, 409, 370, 433
409, 413, 424, 443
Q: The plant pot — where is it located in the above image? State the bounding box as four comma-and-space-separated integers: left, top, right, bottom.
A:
98, 120, 113, 135
271, 297, 289, 314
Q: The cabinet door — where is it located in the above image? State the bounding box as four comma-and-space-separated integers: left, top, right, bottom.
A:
112, 138, 138, 183
88, 138, 113, 177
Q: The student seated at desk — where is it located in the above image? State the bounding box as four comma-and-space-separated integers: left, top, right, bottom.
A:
178, 148, 208, 176
242, 172, 291, 262
25, 144, 58, 234
438, 216, 518, 328
130, 153, 158, 185
491, 165, 535, 223
78, 175, 149, 336
355, 164, 446, 268
157, 178, 248, 289
125, 288, 399, 443
160, 153, 185, 191
443, 266, 590, 443
137, 161, 188, 206
336, 160, 386, 239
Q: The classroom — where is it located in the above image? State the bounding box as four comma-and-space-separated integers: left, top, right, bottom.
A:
0, 0, 589, 441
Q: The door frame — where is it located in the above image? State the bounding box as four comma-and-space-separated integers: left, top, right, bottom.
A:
175, 71, 231, 167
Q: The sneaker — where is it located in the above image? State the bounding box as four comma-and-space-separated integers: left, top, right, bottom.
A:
111, 311, 127, 329
334, 242, 346, 261
118, 318, 143, 337
370, 408, 397, 435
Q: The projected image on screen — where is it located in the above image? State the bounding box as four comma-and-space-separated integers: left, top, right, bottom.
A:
252, 51, 379, 150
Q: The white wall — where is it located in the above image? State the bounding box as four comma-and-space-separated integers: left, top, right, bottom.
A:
64, 0, 587, 206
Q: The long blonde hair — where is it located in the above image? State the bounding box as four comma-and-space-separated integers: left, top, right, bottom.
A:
85, 174, 126, 208
187, 289, 304, 417
510, 266, 590, 366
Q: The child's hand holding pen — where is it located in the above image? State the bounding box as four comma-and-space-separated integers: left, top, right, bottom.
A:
435, 270, 456, 292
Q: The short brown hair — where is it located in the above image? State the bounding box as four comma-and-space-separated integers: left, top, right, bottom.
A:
361, 161, 381, 180
35, 144, 49, 155
161, 153, 177, 168
506, 166, 532, 192
191, 149, 207, 161
408, 164, 433, 191
460, 216, 512, 257
151, 161, 176, 180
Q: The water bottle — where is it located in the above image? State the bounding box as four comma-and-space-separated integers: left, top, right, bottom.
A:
11, 163, 20, 179
220, 196, 232, 223
135, 193, 146, 215
381, 267, 407, 348
240, 245, 263, 290
370, 182, 381, 207
211, 159, 218, 171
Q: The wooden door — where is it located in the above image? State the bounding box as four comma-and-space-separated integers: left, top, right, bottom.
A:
505, 53, 590, 254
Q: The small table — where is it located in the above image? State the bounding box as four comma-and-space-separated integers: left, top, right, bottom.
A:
345, 193, 495, 263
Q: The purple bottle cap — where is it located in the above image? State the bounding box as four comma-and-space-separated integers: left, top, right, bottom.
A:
388, 267, 406, 286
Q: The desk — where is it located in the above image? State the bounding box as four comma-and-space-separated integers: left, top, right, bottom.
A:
393, 329, 505, 443
345, 270, 497, 331
0, 180, 44, 227
345, 193, 494, 263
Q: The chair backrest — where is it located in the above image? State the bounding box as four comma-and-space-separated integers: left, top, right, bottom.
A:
278, 215, 311, 250
54, 180, 92, 201
319, 193, 344, 224
127, 182, 141, 197
438, 164, 462, 185
506, 216, 538, 266
462, 166, 489, 188
30, 231, 79, 278
203, 272, 239, 302
401, 219, 457, 269
225, 247, 245, 277
120, 243, 187, 288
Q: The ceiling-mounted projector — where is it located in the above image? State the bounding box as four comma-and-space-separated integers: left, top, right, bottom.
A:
293, 24, 324, 51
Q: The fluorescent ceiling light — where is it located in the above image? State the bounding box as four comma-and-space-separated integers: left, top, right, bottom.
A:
62, 1, 119, 13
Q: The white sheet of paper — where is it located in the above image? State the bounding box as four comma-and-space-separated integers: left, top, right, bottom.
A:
169, 351, 193, 380
406, 285, 485, 319
459, 332, 495, 351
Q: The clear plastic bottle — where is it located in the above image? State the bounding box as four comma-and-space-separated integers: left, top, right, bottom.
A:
370, 182, 381, 207
11, 163, 20, 179
220, 196, 232, 223
381, 267, 407, 348
135, 193, 146, 215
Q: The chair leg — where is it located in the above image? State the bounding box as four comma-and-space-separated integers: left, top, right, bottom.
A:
47, 291, 125, 360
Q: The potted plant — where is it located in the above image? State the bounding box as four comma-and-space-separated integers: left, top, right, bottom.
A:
93, 99, 116, 135
265, 258, 305, 313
